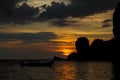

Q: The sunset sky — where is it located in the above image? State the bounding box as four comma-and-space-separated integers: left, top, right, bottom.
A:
0, 0, 119, 59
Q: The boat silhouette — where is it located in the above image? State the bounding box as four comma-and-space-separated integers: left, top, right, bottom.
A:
20, 58, 55, 67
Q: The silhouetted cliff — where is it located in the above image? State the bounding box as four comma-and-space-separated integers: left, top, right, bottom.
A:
113, 2, 120, 40
67, 2, 120, 61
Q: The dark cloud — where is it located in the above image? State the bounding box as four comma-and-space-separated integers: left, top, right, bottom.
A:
40, 0, 118, 19
0, 32, 58, 43
12, 3, 39, 24
102, 23, 111, 28
103, 19, 112, 23
50, 19, 78, 27
73, 33, 113, 38
102, 19, 112, 28
0, 0, 25, 19
0, 0, 39, 24
39, 2, 67, 19
0, 0, 26, 16
0, 0, 119, 24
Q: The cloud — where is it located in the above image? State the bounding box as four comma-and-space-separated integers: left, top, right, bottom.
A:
50, 19, 78, 27
39, 2, 68, 19
12, 3, 39, 23
0, 0, 26, 15
102, 19, 112, 28
0, 0, 39, 24
0, 32, 58, 43
0, 0, 119, 24
0, 0, 25, 18
102, 23, 111, 28
103, 19, 112, 23
40, 0, 118, 19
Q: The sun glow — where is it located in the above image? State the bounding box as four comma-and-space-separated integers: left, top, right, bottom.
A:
62, 49, 73, 56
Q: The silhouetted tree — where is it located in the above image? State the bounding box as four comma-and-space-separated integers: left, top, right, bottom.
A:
113, 2, 120, 40
75, 37, 89, 53
91, 39, 104, 48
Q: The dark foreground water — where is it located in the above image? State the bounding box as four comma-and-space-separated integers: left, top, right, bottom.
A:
0, 60, 113, 80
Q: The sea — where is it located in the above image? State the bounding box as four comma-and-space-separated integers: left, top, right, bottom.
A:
0, 60, 114, 80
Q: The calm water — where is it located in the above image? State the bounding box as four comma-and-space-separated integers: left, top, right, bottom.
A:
0, 61, 113, 80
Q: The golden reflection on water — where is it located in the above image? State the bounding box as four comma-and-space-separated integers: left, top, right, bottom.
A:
55, 61, 77, 80
54, 62, 113, 80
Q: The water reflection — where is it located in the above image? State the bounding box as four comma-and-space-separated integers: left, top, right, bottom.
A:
87, 62, 113, 80
0, 61, 113, 80
54, 61, 90, 80
54, 61, 113, 80
54, 61, 77, 80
